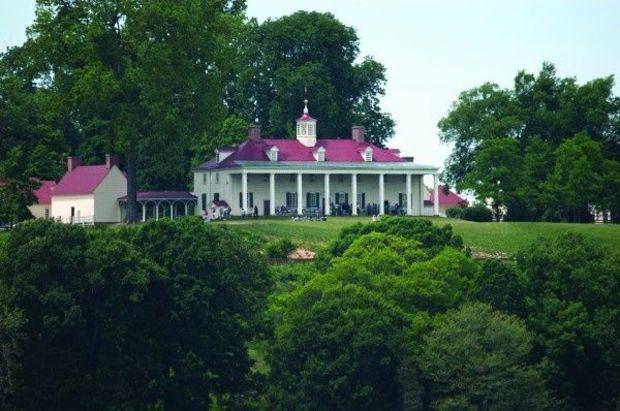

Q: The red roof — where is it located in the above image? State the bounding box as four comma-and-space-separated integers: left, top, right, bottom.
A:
198, 138, 404, 170
53, 165, 116, 195
118, 191, 196, 201
33, 180, 57, 204
297, 113, 315, 121
427, 185, 468, 206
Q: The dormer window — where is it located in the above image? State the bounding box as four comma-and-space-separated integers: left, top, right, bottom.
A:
315, 146, 326, 162
267, 146, 279, 161
363, 146, 373, 162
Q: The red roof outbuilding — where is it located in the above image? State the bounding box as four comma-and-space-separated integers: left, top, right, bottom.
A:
33, 180, 57, 205
54, 165, 116, 196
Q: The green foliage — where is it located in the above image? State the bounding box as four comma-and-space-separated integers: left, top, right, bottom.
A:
268, 282, 409, 410
230, 11, 395, 146
0, 218, 270, 409
516, 233, 620, 409
265, 238, 296, 259
439, 62, 620, 221
445, 206, 463, 219
460, 204, 493, 222
316, 217, 463, 271
416, 303, 551, 410
475, 260, 525, 316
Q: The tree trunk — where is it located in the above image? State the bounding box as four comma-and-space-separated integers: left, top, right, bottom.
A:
126, 155, 138, 224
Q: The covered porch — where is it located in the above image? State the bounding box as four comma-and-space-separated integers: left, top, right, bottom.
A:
118, 191, 197, 222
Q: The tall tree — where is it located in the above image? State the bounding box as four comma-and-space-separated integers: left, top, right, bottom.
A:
439, 63, 620, 221
6, 0, 243, 222
230, 11, 395, 145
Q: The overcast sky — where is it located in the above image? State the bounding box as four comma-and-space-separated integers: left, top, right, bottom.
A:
2, 0, 619, 170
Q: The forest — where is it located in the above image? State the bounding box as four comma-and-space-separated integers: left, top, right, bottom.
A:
1, 216, 618, 409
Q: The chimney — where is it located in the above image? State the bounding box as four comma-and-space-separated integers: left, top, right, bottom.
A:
248, 124, 261, 141
105, 154, 118, 169
67, 156, 81, 172
352, 125, 365, 143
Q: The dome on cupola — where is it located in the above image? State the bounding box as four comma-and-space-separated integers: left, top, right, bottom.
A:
296, 99, 317, 147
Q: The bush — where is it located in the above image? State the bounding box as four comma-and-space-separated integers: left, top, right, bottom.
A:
445, 207, 463, 218
460, 204, 493, 222
265, 238, 296, 259
316, 216, 463, 271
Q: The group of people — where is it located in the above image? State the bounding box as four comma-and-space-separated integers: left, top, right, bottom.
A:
240, 206, 259, 219
202, 205, 232, 221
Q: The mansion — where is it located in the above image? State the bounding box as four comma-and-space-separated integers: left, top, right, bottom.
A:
194, 101, 441, 217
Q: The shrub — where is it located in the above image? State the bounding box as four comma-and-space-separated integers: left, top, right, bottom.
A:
445, 207, 463, 218
316, 217, 463, 271
460, 204, 493, 222
265, 238, 296, 259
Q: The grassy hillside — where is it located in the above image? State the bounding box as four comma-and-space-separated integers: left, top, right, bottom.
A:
224, 217, 620, 256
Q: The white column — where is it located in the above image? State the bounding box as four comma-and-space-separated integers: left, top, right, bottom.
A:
379, 173, 385, 215
433, 174, 439, 216
351, 173, 358, 215
170, 201, 174, 219
406, 174, 412, 215
419, 175, 425, 216
155, 202, 159, 220
269, 173, 276, 216
297, 173, 303, 215
142, 203, 146, 222
324, 173, 331, 216
242, 171, 248, 214
184, 202, 188, 216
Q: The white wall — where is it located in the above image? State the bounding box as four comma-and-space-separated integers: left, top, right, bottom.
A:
27, 204, 50, 219
93, 166, 127, 223
51, 195, 95, 223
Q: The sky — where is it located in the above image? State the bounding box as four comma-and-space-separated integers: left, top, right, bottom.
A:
1, 0, 619, 172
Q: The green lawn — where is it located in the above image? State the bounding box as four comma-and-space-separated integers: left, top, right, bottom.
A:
223, 216, 620, 256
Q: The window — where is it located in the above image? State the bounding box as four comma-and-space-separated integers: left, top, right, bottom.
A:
45, 208, 50, 219
239, 192, 253, 208
215, 172, 219, 184
317, 150, 325, 162
358, 193, 366, 208
201, 194, 207, 210
364, 148, 373, 162
335, 192, 348, 205
286, 192, 298, 208
308, 123, 315, 135
301, 123, 307, 135
213, 193, 219, 202
398, 193, 406, 207
306, 192, 320, 208
203, 173, 207, 184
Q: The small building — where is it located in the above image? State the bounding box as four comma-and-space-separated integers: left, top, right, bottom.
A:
28, 180, 56, 219
423, 184, 468, 217
51, 155, 127, 224
194, 100, 441, 217
117, 191, 197, 222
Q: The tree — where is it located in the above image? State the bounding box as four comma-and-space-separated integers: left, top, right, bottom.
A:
192, 114, 249, 168
0, 147, 38, 224
517, 233, 620, 409
416, 303, 551, 410
6, 0, 244, 222
545, 133, 606, 222
0, 218, 271, 408
439, 63, 620, 221
230, 11, 395, 145
475, 259, 525, 316
268, 282, 409, 410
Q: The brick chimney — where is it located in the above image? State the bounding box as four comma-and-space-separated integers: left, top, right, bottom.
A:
248, 124, 261, 141
67, 156, 81, 172
352, 125, 365, 143
105, 154, 118, 169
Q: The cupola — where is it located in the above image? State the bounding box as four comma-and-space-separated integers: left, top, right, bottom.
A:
296, 99, 317, 147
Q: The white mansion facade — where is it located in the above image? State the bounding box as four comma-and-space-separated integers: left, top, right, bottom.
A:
194, 101, 440, 217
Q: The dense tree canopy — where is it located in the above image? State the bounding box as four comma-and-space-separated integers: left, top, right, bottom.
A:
0, 218, 270, 409
229, 11, 395, 145
439, 63, 620, 222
